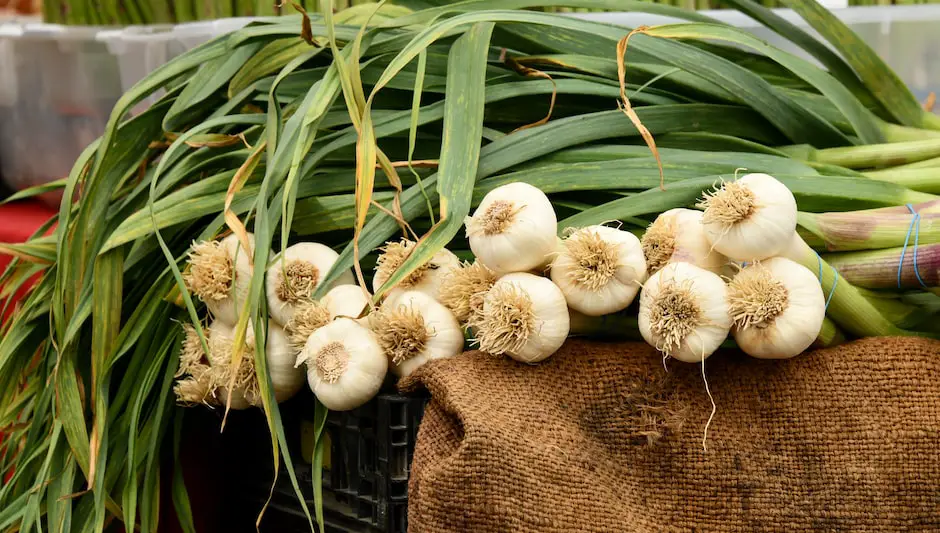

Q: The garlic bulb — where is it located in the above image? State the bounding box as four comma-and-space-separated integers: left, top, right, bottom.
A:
266, 242, 355, 327
699, 173, 797, 261
438, 261, 497, 326
184, 233, 255, 327
296, 318, 387, 411
264, 322, 307, 402
638, 262, 732, 363
472, 272, 570, 363
371, 290, 464, 378
728, 257, 825, 359
285, 284, 372, 352
465, 182, 558, 274
551, 225, 647, 316
372, 239, 459, 301
641, 208, 727, 275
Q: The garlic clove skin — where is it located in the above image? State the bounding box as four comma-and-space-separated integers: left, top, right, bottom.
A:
701, 173, 797, 262
322, 284, 371, 320
297, 318, 387, 412
372, 241, 460, 301
477, 272, 570, 363
266, 322, 307, 402
643, 208, 728, 276
730, 257, 825, 359
377, 291, 464, 378
466, 182, 558, 274
638, 262, 731, 363
266, 242, 355, 327
551, 225, 647, 316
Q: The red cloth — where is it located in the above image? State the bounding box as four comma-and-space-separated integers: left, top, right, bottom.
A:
0, 200, 56, 324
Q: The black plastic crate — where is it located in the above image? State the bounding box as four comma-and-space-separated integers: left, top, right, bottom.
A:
260, 387, 429, 533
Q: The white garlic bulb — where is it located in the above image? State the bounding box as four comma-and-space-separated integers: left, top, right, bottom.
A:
266, 242, 355, 327
465, 182, 558, 274
372, 239, 460, 301
638, 262, 732, 363
699, 173, 797, 261
371, 290, 464, 378
297, 318, 388, 411
185, 233, 255, 327
473, 272, 570, 363
728, 257, 825, 359
265, 322, 307, 402
551, 225, 647, 316
641, 208, 727, 275
284, 284, 373, 353
321, 284, 371, 320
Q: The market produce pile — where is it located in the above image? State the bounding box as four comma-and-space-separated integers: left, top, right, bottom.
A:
1, 0, 939, 530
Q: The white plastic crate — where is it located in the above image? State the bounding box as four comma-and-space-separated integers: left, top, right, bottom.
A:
0, 17, 252, 194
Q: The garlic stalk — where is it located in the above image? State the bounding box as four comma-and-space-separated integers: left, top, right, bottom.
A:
174, 319, 304, 409
296, 318, 387, 411
728, 258, 825, 359
372, 238, 460, 301
465, 182, 558, 274
699, 173, 797, 261
551, 225, 647, 316
285, 284, 371, 352
438, 260, 497, 326
472, 272, 570, 363
266, 242, 355, 327
641, 208, 727, 275
371, 290, 464, 377
638, 262, 732, 363
184, 233, 255, 327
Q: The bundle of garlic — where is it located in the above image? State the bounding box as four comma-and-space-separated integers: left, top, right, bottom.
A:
373, 238, 460, 301
183, 233, 255, 326
266, 242, 355, 327
370, 290, 464, 377
551, 225, 647, 316
296, 318, 388, 411
472, 272, 570, 364
727, 258, 826, 359
638, 262, 733, 363
174, 320, 305, 409
641, 208, 728, 275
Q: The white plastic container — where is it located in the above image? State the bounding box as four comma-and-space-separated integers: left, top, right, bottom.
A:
0, 17, 252, 198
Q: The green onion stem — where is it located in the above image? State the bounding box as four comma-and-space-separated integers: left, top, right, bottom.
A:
864, 168, 940, 194
880, 121, 940, 143
823, 244, 940, 290
884, 155, 940, 171
798, 209, 940, 251
782, 235, 908, 337
791, 138, 940, 169
813, 317, 845, 348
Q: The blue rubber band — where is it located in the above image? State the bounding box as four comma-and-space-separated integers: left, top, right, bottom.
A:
815, 251, 838, 311
897, 204, 929, 289
825, 269, 838, 310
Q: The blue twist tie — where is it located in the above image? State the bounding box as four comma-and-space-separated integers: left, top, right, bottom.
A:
897, 204, 929, 290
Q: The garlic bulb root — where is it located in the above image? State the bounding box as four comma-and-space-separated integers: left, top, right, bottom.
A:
371, 291, 464, 377
285, 300, 331, 352
699, 173, 797, 261
638, 262, 731, 363
438, 261, 497, 325
185, 233, 254, 326
728, 258, 825, 359
551, 225, 647, 316
373, 239, 459, 301
266, 242, 354, 327
297, 318, 387, 411
642, 208, 727, 275
472, 272, 570, 364
465, 182, 558, 274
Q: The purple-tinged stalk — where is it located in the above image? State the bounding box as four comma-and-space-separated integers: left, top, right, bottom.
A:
823, 244, 940, 290
798, 208, 940, 251
781, 235, 907, 338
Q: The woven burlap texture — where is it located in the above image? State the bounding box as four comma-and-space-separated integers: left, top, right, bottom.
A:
403, 337, 940, 532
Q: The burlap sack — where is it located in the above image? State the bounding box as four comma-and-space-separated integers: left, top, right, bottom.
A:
403, 337, 940, 532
